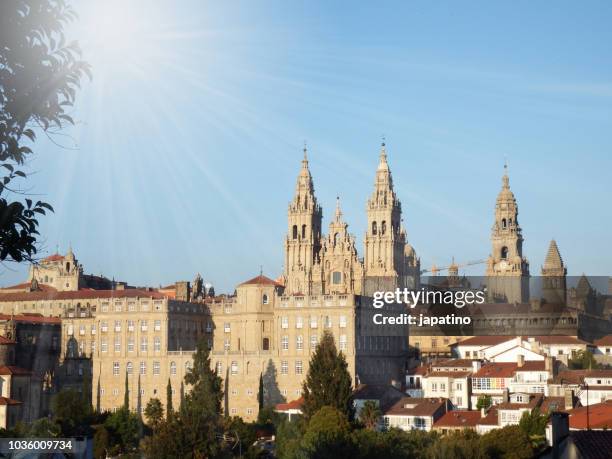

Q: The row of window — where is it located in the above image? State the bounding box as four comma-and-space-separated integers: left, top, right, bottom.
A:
280, 334, 347, 351
112, 360, 192, 376
279, 315, 347, 329
77, 335, 163, 353
99, 300, 162, 313
215, 360, 305, 376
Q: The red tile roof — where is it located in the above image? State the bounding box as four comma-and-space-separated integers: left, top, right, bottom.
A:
407, 366, 428, 376
0, 396, 22, 406
0, 288, 166, 302
427, 371, 472, 378
434, 410, 481, 428
453, 336, 514, 347
385, 397, 448, 417
239, 275, 281, 287
0, 366, 32, 376
431, 359, 474, 369
0, 314, 61, 325
569, 400, 612, 429
593, 336, 612, 347
477, 408, 499, 426
275, 397, 304, 411
0, 282, 58, 293
473, 362, 517, 378
515, 361, 548, 372
42, 254, 64, 262
527, 335, 587, 345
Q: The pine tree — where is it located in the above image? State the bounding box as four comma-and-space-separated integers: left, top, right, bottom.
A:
302, 331, 354, 420
166, 378, 173, 419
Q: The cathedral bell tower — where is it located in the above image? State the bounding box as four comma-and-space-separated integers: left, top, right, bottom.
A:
283, 147, 323, 295
364, 142, 408, 295
486, 164, 530, 303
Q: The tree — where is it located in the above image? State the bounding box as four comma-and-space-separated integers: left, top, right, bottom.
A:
144, 398, 164, 430
302, 332, 354, 420
146, 337, 224, 458
427, 430, 484, 459
568, 350, 600, 370
300, 406, 355, 459
258, 372, 264, 410
480, 425, 533, 459
103, 407, 140, 455
93, 425, 110, 459
519, 408, 548, 438
28, 418, 61, 438
358, 401, 381, 430
51, 388, 91, 436
166, 378, 173, 419
123, 371, 129, 410
0, 0, 90, 262
476, 394, 492, 410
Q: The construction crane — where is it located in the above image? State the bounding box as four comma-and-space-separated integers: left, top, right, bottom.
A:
420, 258, 487, 276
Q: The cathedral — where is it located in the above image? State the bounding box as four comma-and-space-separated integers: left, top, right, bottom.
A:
281, 142, 420, 297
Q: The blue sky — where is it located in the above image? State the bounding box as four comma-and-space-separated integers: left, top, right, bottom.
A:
3, 1, 612, 293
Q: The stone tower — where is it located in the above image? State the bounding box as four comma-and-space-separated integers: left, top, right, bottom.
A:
541, 239, 567, 304
312, 197, 364, 295
486, 164, 530, 303
363, 142, 410, 295
284, 147, 323, 295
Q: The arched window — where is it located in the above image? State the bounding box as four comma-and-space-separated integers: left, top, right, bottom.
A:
170, 361, 176, 375
262, 337, 270, 351
262, 294, 269, 305
301, 224, 306, 238
292, 225, 298, 239
66, 262, 70, 271
508, 218, 513, 226
126, 361, 133, 374
381, 221, 387, 235
372, 221, 377, 235
333, 232, 339, 246
502, 218, 507, 229
501, 246, 509, 259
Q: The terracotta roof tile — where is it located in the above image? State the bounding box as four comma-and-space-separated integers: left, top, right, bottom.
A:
473, 362, 517, 378
453, 336, 514, 347
0, 288, 166, 302
275, 397, 304, 411
0, 396, 22, 406
0, 366, 32, 376
0, 314, 61, 325
593, 335, 612, 347
240, 275, 281, 287
568, 400, 612, 429
434, 410, 481, 428
385, 397, 448, 417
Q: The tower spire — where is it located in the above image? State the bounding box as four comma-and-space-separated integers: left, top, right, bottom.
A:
335, 196, 342, 222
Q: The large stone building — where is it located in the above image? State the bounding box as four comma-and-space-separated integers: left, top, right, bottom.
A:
209, 145, 415, 419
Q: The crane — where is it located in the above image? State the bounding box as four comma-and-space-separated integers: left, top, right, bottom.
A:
420, 258, 487, 275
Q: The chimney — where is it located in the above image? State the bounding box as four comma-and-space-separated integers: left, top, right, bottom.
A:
517, 354, 525, 368
548, 412, 570, 455
472, 360, 481, 373
481, 407, 487, 418
564, 389, 574, 411
503, 388, 510, 403
545, 356, 553, 373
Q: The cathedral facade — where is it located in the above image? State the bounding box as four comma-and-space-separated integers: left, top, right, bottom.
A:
282, 143, 420, 297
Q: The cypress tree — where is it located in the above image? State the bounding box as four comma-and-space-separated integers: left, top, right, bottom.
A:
123, 371, 129, 410
257, 373, 264, 410
302, 331, 354, 420
166, 378, 173, 419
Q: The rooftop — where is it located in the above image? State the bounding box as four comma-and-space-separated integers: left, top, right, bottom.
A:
473, 362, 517, 379
385, 397, 448, 417
434, 410, 481, 428
568, 400, 612, 429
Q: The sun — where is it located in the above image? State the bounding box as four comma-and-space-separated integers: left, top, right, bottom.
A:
74, 0, 164, 77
